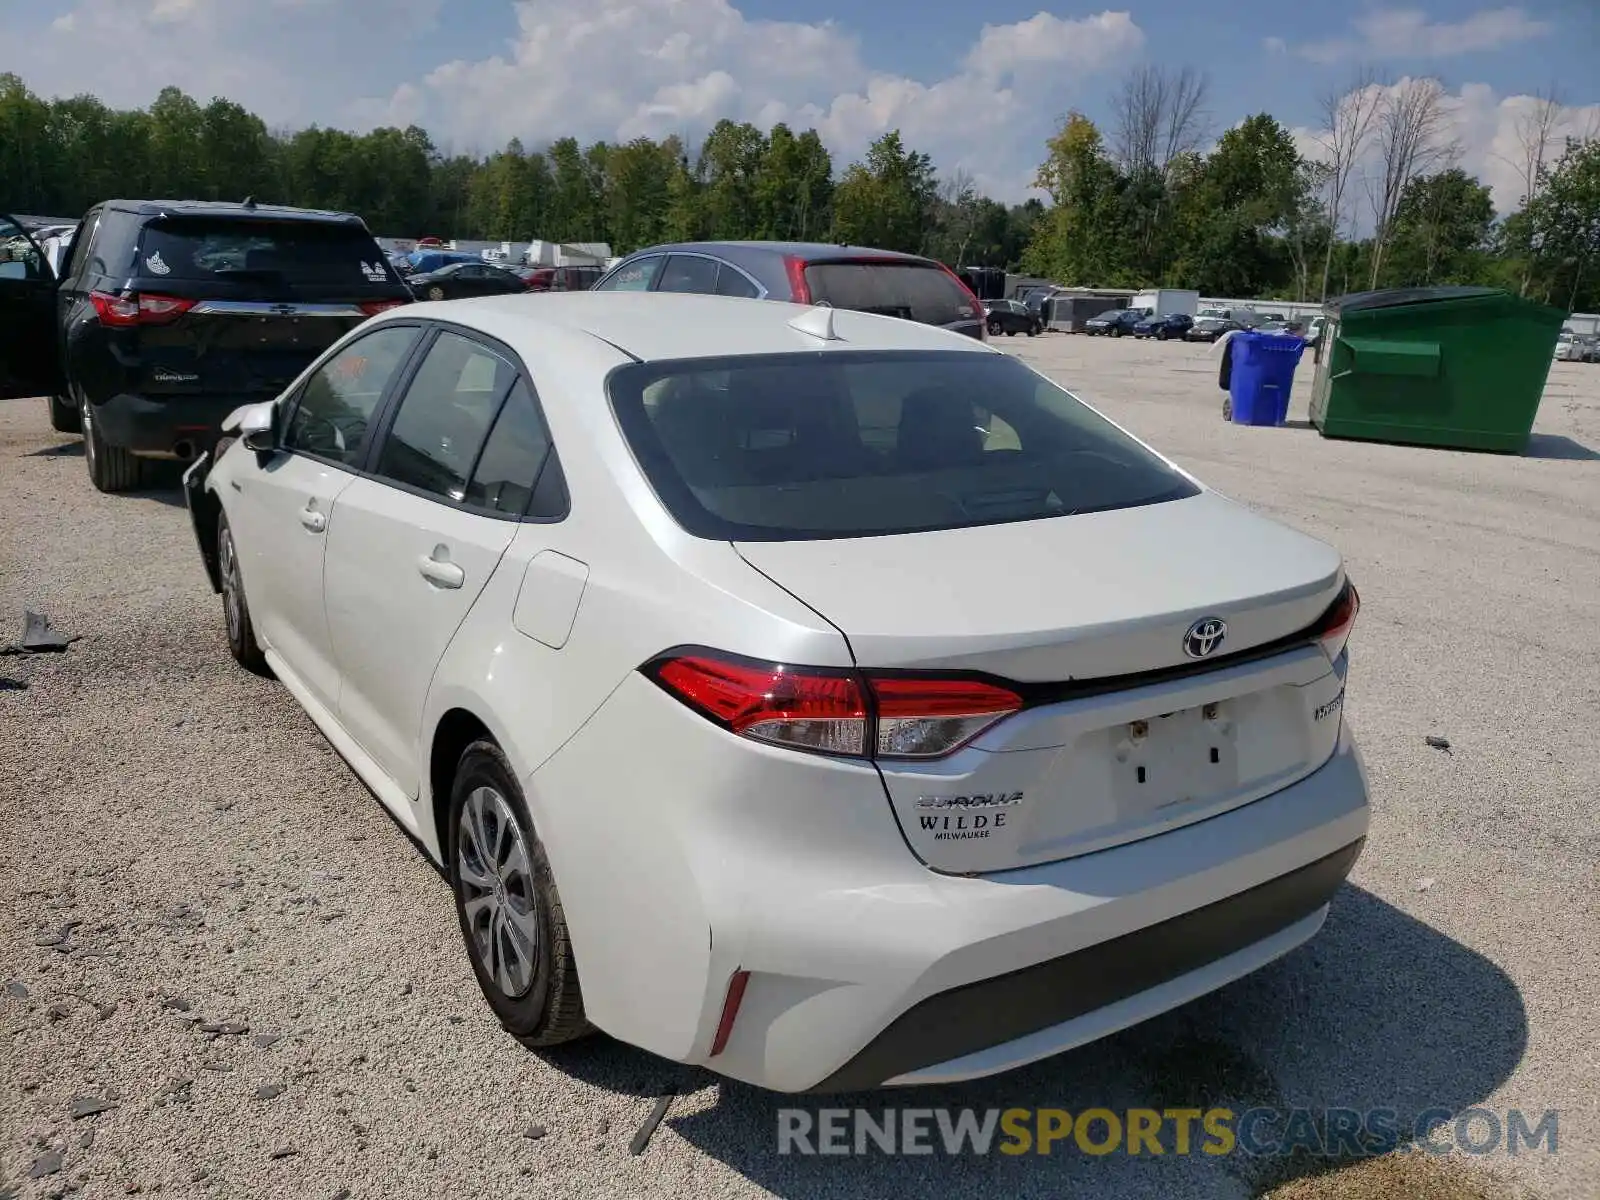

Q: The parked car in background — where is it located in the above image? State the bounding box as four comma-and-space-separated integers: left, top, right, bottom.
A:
1084, 308, 1147, 337
183, 290, 1368, 1094
1133, 312, 1194, 341
983, 298, 1041, 337
517, 264, 603, 292
0, 202, 411, 492
407, 260, 529, 301
592, 241, 985, 340
1553, 331, 1597, 362
1186, 316, 1242, 343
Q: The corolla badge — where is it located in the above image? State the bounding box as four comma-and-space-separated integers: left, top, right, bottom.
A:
1182, 616, 1227, 659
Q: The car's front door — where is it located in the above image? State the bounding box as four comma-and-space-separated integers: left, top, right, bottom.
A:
235, 323, 422, 712
0, 214, 63, 400
321, 327, 532, 795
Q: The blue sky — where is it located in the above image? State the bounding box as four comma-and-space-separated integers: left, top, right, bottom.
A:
5, 1, 1598, 211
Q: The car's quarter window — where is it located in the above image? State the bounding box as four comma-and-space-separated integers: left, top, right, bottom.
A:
371, 330, 516, 503
802, 261, 978, 325
461, 377, 558, 517
283, 325, 419, 466
657, 254, 721, 294
597, 255, 663, 291
608, 350, 1199, 541
714, 264, 760, 298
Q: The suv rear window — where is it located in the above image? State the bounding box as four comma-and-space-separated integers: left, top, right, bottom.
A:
804, 261, 977, 326
136, 219, 396, 287
609, 350, 1197, 541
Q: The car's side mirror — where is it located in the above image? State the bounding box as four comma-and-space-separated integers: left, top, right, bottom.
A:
238, 403, 276, 453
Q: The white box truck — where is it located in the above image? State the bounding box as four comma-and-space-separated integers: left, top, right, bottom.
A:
1132, 288, 1199, 318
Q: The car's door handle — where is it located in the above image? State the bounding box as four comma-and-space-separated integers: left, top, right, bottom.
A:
299, 506, 327, 533
417, 550, 465, 590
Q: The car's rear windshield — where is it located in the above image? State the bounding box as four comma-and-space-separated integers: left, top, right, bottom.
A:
608, 350, 1198, 542
136, 219, 396, 287
804, 261, 978, 326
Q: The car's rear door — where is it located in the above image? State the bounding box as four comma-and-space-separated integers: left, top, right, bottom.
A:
235, 322, 423, 712
321, 327, 549, 796
0, 214, 63, 400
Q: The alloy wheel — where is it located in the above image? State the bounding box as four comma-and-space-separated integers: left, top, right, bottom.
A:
457, 785, 539, 999
80, 393, 96, 474
219, 525, 242, 645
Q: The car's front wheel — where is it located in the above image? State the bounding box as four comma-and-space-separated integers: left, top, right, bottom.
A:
427, 285, 446, 301
217, 510, 268, 674
449, 740, 590, 1048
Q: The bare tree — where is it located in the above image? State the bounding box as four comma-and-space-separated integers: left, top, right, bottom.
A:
1314, 67, 1384, 301
939, 167, 981, 266
1109, 65, 1211, 177
1366, 77, 1456, 288
1505, 83, 1566, 208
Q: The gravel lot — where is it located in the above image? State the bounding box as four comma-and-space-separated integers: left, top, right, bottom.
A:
2, 335, 1597, 1200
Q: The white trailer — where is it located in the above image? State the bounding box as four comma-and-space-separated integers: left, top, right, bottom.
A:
1132, 288, 1199, 318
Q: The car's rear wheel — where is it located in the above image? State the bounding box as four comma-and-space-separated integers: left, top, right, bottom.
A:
1112, 325, 1125, 338
987, 318, 1002, 336
217, 511, 268, 674
48, 394, 81, 433
427, 285, 446, 301
1157, 328, 1169, 341
81, 389, 147, 493
449, 740, 590, 1048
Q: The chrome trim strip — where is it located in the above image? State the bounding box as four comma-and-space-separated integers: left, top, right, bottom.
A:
187, 300, 366, 317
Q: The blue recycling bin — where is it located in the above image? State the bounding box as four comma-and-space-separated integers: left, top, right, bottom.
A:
1228, 331, 1307, 426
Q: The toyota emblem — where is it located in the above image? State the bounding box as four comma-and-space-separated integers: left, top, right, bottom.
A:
1183, 616, 1227, 659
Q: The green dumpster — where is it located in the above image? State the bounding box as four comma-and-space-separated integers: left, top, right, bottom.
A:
1307, 286, 1566, 453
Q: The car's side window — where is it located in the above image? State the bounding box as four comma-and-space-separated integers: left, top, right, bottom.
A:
599, 255, 663, 292
462, 377, 559, 517
63, 211, 98, 283
0, 217, 46, 281
283, 326, 419, 466
714, 263, 760, 299
657, 254, 721, 295
372, 330, 515, 502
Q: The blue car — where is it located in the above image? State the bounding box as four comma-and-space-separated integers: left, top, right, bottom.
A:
1134, 313, 1195, 341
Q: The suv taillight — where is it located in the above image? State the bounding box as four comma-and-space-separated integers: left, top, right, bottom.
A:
782, 255, 813, 305
1310, 580, 1360, 662
647, 652, 1023, 760
359, 299, 408, 317
90, 291, 196, 327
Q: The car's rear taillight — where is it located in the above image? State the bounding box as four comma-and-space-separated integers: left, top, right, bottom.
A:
1310, 580, 1360, 662
359, 299, 408, 316
782, 255, 812, 305
89, 291, 196, 326
647, 652, 1023, 760
871, 677, 1023, 759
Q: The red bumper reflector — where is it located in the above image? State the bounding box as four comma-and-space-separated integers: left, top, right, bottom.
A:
709, 969, 750, 1057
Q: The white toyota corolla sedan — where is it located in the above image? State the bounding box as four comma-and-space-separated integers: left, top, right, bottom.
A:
183, 291, 1369, 1093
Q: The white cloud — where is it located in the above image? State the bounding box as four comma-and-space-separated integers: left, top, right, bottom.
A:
8, 0, 1141, 201
1291, 79, 1600, 221
1263, 36, 1288, 54
361, 1, 1144, 199
1291, 6, 1552, 64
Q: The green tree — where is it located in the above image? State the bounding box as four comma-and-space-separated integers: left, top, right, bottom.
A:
1382, 168, 1495, 287
831, 131, 937, 253
1522, 137, 1600, 311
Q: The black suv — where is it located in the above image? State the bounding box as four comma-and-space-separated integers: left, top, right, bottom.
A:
0, 202, 411, 492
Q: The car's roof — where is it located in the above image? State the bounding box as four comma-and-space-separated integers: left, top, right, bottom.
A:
387, 291, 999, 363
103, 199, 367, 226
618, 240, 932, 265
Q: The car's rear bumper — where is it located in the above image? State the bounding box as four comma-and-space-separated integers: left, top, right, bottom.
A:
528, 674, 1371, 1092
92, 391, 262, 458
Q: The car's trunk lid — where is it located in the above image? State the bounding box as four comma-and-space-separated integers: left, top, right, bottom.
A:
735, 490, 1350, 872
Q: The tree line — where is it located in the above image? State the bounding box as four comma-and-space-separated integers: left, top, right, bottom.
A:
2, 69, 1596, 310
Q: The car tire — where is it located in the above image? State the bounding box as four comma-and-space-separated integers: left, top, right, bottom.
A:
216, 510, 268, 675
1027, 324, 1039, 337
81, 389, 147, 493
427, 285, 446, 301
48, 394, 82, 433
449, 740, 591, 1048
1157, 328, 1169, 341
1005, 329, 1017, 336
1112, 326, 1125, 338
987, 319, 1002, 336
